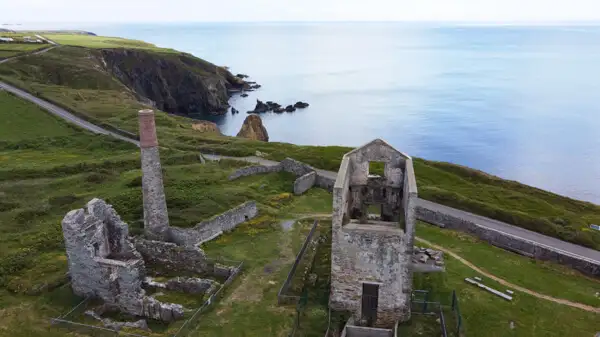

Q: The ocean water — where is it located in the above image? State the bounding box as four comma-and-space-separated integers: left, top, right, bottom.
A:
78, 23, 600, 203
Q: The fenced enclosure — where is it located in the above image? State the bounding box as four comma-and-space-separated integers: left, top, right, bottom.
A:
278, 220, 320, 305
409, 289, 463, 337
50, 259, 243, 337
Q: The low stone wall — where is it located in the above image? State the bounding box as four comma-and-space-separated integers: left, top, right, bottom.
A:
280, 158, 314, 176
316, 175, 335, 192
416, 204, 600, 277
169, 201, 258, 247
228, 164, 280, 180
294, 171, 317, 195
133, 238, 210, 274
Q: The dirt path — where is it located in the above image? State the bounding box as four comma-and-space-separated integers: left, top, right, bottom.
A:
415, 237, 600, 313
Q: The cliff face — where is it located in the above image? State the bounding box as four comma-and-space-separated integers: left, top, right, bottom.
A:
99, 49, 246, 115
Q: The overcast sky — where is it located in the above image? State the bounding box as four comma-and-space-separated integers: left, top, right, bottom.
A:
3, 0, 600, 24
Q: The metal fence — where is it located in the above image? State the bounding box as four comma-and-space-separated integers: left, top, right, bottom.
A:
50, 259, 244, 337
278, 220, 320, 305
411, 289, 463, 336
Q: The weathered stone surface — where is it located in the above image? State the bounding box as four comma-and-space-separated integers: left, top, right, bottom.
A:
416, 204, 600, 277
165, 277, 215, 294
168, 201, 258, 247
191, 120, 221, 133
228, 165, 280, 181
85, 310, 149, 331
293, 171, 317, 195
236, 115, 269, 141
62, 199, 183, 322
330, 139, 417, 327
134, 238, 210, 273
139, 110, 170, 241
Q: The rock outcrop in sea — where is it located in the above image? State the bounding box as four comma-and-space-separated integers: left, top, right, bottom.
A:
237, 115, 269, 142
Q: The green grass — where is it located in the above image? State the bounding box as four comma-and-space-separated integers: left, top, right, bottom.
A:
0, 43, 48, 52
415, 221, 600, 307
0, 91, 77, 141
42, 33, 176, 52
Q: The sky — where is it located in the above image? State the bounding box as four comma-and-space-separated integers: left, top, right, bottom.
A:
2, 0, 600, 24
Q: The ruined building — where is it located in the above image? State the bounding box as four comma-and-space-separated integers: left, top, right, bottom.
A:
330, 139, 418, 327
62, 198, 184, 322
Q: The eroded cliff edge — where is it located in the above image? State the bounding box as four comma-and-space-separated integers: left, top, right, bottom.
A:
99, 49, 247, 115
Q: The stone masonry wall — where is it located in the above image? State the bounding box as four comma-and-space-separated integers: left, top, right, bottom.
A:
62, 199, 183, 322
330, 226, 411, 327
293, 171, 317, 195
168, 201, 258, 247
228, 164, 281, 180
416, 204, 600, 277
134, 238, 211, 274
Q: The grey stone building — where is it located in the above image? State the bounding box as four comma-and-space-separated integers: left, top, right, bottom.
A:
62, 198, 184, 322
330, 139, 418, 328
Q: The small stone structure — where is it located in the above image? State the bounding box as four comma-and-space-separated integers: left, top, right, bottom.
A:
139, 109, 170, 240
330, 139, 418, 328
228, 157, 335, 195
412, 246, 445, 273
168, 201, 258, 247
61, 198, 184, 322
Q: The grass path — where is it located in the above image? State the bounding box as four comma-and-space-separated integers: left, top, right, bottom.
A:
415, 237, 600, 313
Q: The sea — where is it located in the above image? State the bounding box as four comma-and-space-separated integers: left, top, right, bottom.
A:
21, 22, 600, 203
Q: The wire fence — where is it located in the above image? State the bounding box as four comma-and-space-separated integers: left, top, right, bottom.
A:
411, 289, 463, 336
278, 220, 320, 305
50, 259, 244, 337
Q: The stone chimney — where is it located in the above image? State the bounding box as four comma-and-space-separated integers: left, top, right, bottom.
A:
139, 109, 169, 240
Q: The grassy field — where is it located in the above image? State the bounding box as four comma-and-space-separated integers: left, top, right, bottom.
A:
41, 33, 177, 52
0, 91, 77, 141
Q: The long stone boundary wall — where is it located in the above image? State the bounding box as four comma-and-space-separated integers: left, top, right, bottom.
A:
228, 157, 336, 193
169, 201, 258, 247
416, 204, 600, 277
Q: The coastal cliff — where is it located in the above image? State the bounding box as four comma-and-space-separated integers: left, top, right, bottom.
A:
99, 49, 246, 115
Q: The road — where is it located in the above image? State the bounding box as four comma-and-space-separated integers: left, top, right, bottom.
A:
203, 153, 600, 264
417, 199, 600, 263
0, 81, 139, 146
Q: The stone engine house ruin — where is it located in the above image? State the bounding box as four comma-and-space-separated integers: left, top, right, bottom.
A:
62, 198, 185, 322
330, 139, 418, 328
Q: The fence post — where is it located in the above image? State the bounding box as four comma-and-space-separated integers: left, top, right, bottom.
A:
451, 290, 456, 311
423, 291, 429, 313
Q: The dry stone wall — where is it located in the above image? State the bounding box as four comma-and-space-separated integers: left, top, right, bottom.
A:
293, 171, 317, 195
168, 201, 258, 247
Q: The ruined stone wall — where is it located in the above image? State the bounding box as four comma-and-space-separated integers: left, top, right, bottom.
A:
330, 226, 411, 327
402, 160, 418, 250
316, 174, 335, 192
293, 171, 317, 195
228, 164, 281, 180
168, 201, 258, 247
134, 238, 211, 274
280, 158, 314, 176
62, 199, 183, 322
416, 204, 600, 277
